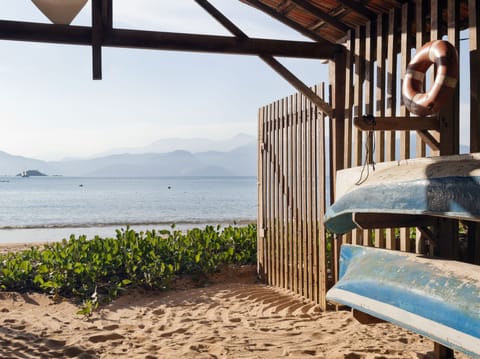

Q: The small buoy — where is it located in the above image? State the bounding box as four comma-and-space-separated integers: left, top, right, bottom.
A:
168, 186, 172, 190
79, 184, 83, 187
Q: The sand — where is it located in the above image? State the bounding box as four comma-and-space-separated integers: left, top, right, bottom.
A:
0, 261, 470, 358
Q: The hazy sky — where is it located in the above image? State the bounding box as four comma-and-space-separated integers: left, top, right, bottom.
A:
0, 0, 329, 160
0, 1, 471, 160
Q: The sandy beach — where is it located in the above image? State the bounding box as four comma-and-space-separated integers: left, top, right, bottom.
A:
0, 255, 469, 359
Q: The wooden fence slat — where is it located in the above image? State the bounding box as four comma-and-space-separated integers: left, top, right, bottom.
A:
279, 98, 285, 289
375, 13, 387, 249
292, 93, 299, 294
399, 2, 412, 253
301, 94, 308, 297
385, 7, 399, 250
257, 107, 264, 277
266, 103, 273, 284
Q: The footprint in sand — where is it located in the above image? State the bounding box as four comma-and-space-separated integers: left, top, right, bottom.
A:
88, 332, 125, 343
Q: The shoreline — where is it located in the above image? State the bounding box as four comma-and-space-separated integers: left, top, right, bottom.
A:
0, 221, 255, 245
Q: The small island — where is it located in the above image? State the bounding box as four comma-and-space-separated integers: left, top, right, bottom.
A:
16, 170, 47, 177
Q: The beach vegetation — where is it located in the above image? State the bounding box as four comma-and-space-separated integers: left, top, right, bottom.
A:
0, 224, 257, 312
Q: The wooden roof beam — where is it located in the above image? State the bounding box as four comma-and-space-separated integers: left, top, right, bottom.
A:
336, 0, 377, 20
0, 20, 340, 59
195, 0, 333, 116
239, 0, 333, 43
289, 0, 349, 33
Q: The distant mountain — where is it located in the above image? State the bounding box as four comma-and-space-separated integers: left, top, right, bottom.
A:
93, 133, 256, 157
0, 143, 257, 177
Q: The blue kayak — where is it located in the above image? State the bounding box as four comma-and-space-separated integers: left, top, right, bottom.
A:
326, 245, 480, 358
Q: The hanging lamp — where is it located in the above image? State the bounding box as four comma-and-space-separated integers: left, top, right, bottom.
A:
31, 0, 88, 25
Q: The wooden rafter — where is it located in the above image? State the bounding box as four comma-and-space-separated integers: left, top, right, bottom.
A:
289, 0, 349, 33
239, 0, 333, 43
195, 0, 333, 116
336, 0, 377, 20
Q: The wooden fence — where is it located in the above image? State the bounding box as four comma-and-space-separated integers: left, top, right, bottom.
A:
258, 0, 480, 310
257, 84, 333, 306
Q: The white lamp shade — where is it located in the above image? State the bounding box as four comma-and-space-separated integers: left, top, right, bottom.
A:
31, 0, 88, 25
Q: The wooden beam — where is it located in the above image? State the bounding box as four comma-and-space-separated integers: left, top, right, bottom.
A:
260, 56, 333, 116
354, 116, 439, 131
91, 0, 103, 80
289, 0, 349, 33
193, 0, 333, 117
417, 129, 440, 152
353, 213, 436, 230
239, 0, 333, 43
352, 310, 386, 324
470, 0, 480, 152
337, 0, 377, 20
0, 20, 341, 59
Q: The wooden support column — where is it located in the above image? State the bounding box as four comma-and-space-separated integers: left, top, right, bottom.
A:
92, 0, 103, 80
470, 0, 480, 152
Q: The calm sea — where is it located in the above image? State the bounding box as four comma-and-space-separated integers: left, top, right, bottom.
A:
0, 176, 257, 244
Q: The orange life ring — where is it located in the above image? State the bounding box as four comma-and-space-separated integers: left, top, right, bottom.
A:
402, 40, 458, 116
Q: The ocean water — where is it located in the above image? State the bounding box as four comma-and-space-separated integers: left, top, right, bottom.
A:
0, 176, 257, 243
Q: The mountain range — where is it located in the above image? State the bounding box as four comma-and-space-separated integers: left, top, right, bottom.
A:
0, 134, 257, 177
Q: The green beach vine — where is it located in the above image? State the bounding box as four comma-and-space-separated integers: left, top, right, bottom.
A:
0, 224, 257, 313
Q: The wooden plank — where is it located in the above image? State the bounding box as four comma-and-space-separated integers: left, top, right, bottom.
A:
318, 84, 328, 308
92, 0, 103, 80
274, 100, 280, 287
278, 98, 285, 289
353, 26, 365, 246
343, 30, 355, 171
301, 94, 308, 297
353, 213, 436, 230
385, 8, 399, 250
261, 56, 333, 117
470, 0, 480, 152
0, 20, 340, 59
257, 107, 265, 279
311, 86, 319, 304
266, 104, 274, 284
375, 13, 387, 249
306, 98, 313, 301
289, 0, 349, 33
354, 116, 439, 131
292, 94, 299, 295
286, 97, 293, 291
353, 310, 386, 324
415, 0, 427, 158
399, 2, 413, 253
329, 51, 347, 200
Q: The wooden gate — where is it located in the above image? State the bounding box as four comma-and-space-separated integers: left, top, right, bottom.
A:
257, 84, 333, 309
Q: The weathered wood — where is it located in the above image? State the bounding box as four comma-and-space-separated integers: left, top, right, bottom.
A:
353, 213, 436, 230
329, 50, 347, 199
292, 94, 299, 295
258, 107, 265, 279
343, 30, 355, 171
289, 0, 349, 33
240, 0, 333, 43
415, 0, 427, 158
301, 94, 308, 297
385, 7, 399, 250
337, 0, 376, 20
352, 309, 386, 325
354, 116, 439, 131
92, 0, 103, 80
470, 0, 480, 152
0, 20, 341, 59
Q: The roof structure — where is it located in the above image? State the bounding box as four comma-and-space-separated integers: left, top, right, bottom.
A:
240, 0, 470, 43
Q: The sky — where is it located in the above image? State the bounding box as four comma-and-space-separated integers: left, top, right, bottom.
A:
0, 0, 329, 160
0, 1, 472, 160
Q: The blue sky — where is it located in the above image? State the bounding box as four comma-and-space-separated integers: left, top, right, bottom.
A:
0, 0, 329, 160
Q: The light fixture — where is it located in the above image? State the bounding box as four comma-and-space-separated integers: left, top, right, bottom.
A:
31, 0, 88, 25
